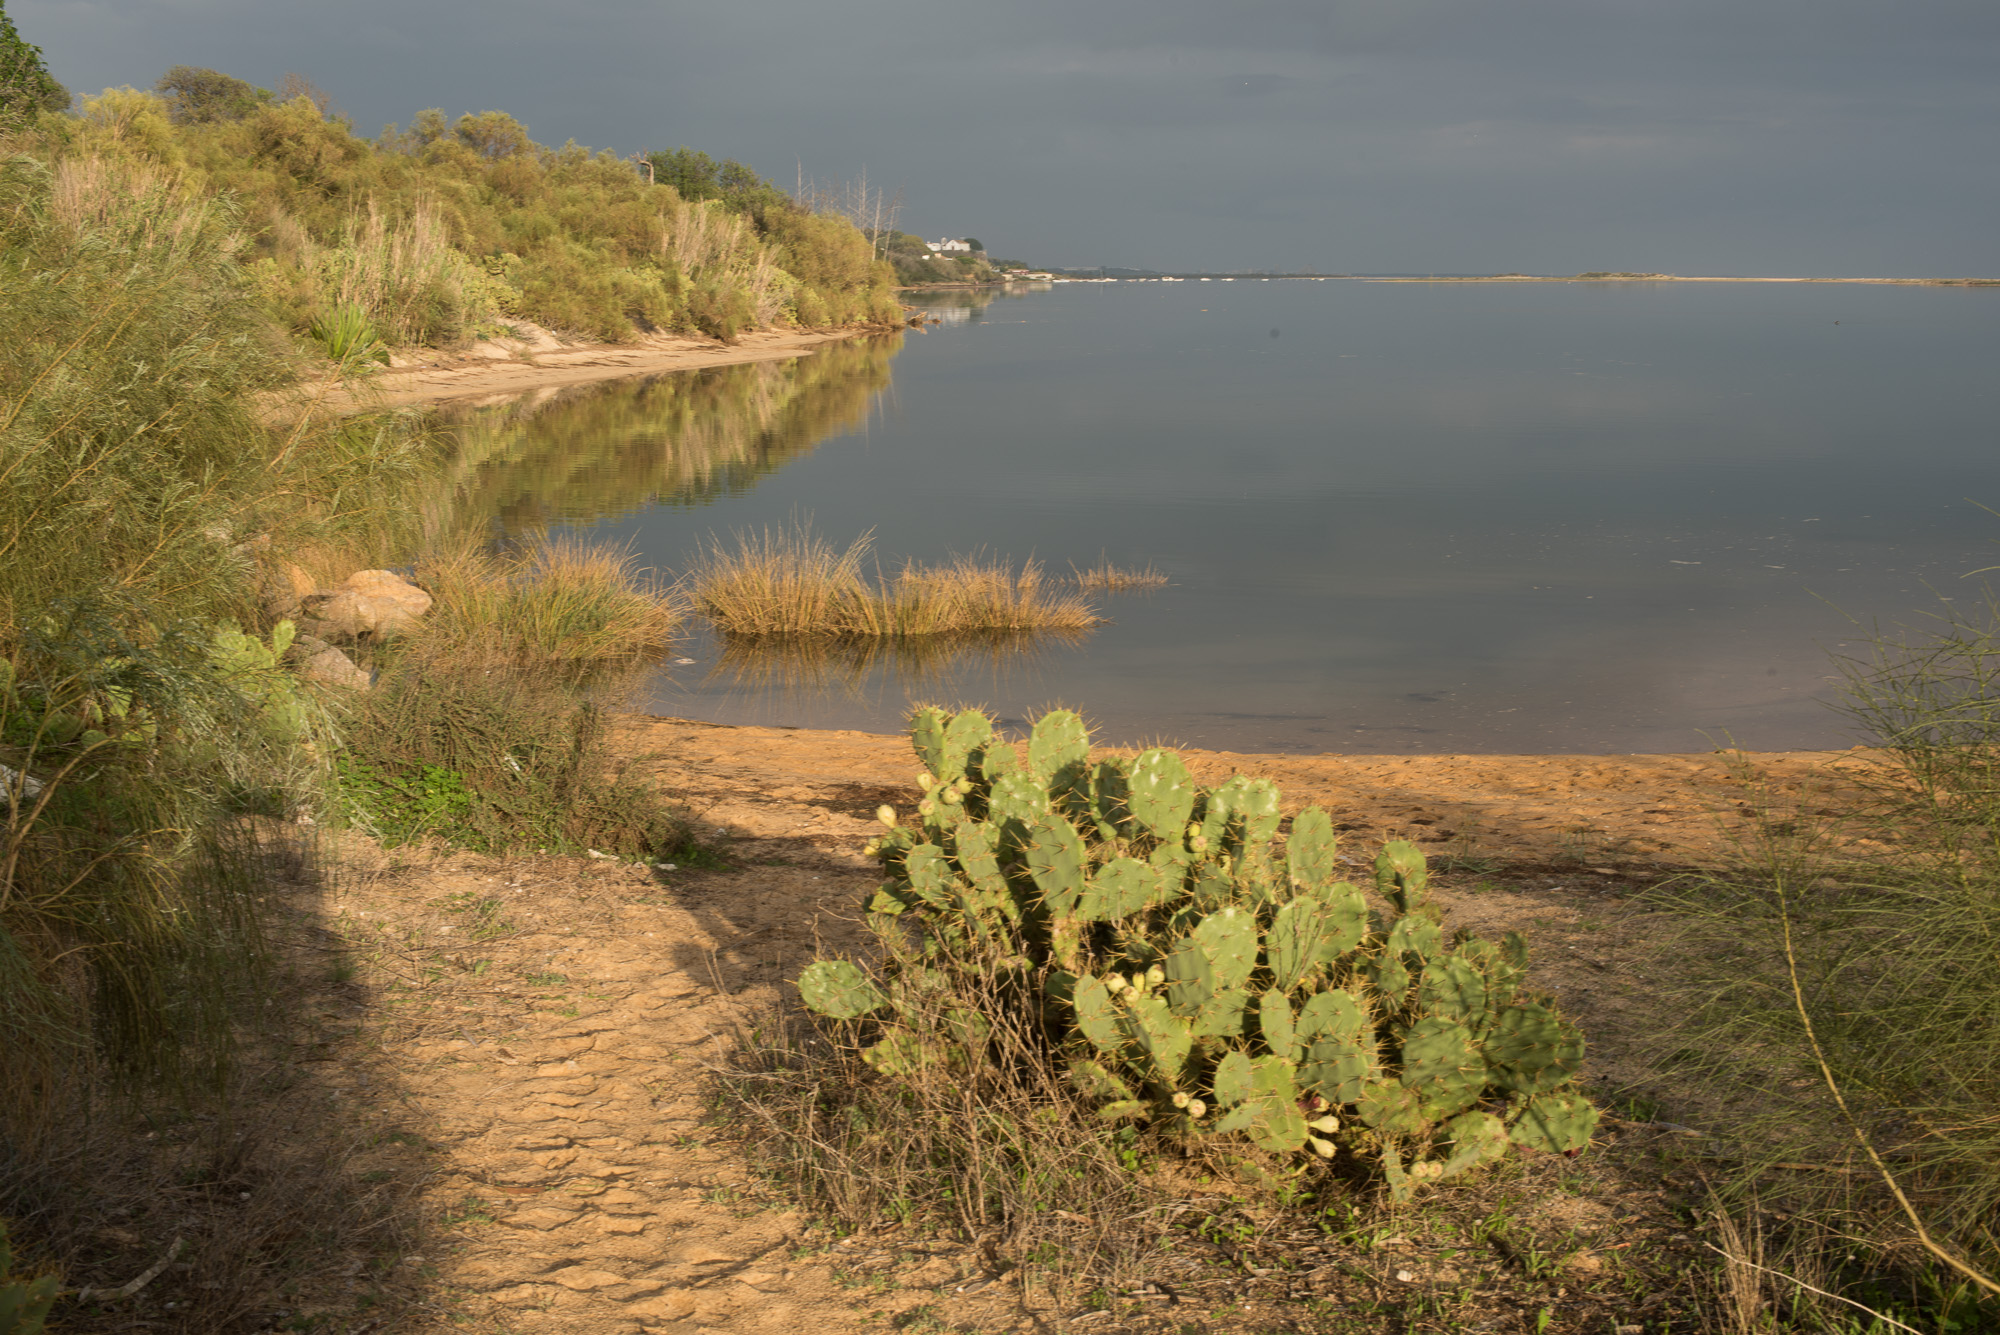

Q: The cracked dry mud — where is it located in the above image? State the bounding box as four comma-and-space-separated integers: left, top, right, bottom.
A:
313, 717, 1870, 1334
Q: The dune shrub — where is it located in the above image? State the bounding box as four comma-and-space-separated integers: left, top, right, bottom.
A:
1657, 602, 2000, 1302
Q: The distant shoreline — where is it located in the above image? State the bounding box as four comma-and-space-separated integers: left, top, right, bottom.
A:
1367, 272, 1997, 287
1002, 272, 1997, 286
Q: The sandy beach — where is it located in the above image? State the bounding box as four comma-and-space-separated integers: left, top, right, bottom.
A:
307, 324, 889, 413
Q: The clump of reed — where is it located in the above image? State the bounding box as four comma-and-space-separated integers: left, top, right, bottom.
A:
415, 534, 680, 664
688, 523, 1099, 640
1071, 558, 1169, 592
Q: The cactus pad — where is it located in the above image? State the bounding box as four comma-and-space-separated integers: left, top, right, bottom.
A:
941, 709, 993, 782
910, 706, 950, 780
1299, 1034, 1377, 1105
1082, 857, 1157, 922
1069, 1059, 1135, 1101
1285, 806, 1340, 890
1386, 913, 1444, 963
1417, 956, 1488, 1024
1210, 1050, 1254, 1107
1070, 973, 1125, 1050
1259, 990, 1296, 1057
798, 960, 889, 1018
1264, 897, 1326, 992
1024, 815, 1087, 912
1508, 1089, 1599, 1154
1375, 840, 1431, 913
1191, 988, 1250, 1039
1121, 993, 1191, 1083
1127, 748, 1196, 840
1193, 906, 1259, 989
987, 770, 1050, 830
1308, 881, 1369, 960
1028, 710, 1091, 785
1164, 939, 1216, 1016
1484, 1002, 1586, 1095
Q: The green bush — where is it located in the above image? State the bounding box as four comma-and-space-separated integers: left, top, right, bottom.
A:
799, 706, 1598, 1201
44, 83, 898, 350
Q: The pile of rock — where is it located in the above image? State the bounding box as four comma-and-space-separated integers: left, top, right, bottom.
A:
267, 567, 435, 691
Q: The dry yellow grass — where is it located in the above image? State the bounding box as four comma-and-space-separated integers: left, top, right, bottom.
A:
689, 523, 1100, 638
1071, 559, 1169, 592
417, 534, 681, 662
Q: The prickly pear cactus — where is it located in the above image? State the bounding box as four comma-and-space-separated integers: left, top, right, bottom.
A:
806, 706, 1599, 1201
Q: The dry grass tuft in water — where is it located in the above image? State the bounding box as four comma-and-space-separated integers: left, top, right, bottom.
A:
1071, 558, 1169, 592
417, 534, 681, 663
689, 523, 1100, 638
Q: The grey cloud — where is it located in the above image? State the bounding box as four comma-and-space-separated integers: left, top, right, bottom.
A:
15, 0, 1997, 274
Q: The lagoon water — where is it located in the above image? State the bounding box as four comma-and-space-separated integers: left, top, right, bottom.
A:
441, 279, 2000, 754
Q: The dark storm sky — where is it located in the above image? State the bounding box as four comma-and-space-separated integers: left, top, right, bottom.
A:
18, 0, 1999, 275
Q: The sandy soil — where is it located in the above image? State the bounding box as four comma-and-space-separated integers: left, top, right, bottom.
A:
304, 326, 886, 414
258, 721, 1869, 1334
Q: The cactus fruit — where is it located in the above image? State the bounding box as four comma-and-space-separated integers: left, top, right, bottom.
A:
813, 704, 1596, 1199
798, 960, 889, 1018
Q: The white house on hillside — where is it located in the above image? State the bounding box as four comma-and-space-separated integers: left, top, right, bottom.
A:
927, 238, 975, 254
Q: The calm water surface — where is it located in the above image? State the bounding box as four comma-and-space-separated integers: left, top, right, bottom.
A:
439, 280, 2000, 754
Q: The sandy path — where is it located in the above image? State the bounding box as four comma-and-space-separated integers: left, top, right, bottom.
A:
317, 720, 1871, 1333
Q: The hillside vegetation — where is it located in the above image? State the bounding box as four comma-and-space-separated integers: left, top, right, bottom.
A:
22, 68, 902, 352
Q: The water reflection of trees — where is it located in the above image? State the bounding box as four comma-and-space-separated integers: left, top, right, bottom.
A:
903, 283, 1048, 319
432, 335, 903, 535
705, 628, 1087, 706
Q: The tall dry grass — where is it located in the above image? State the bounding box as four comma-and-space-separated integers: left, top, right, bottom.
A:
689, 523, 1099, 639
716, 930, 1170, 1303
